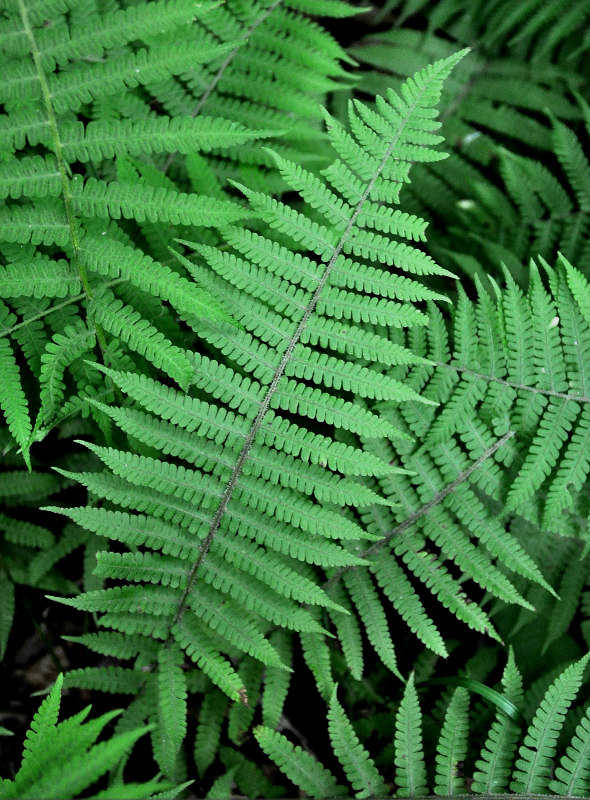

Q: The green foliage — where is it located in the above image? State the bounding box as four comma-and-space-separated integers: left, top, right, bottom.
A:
260, 654, 590, 798
0, 674, 175, 799
44, 50, 469, 779
1, 1, 590, 797
0, 0, 351, 463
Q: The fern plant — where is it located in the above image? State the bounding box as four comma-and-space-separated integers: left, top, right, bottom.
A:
343, 2, 589, 287
0, 673, 180, 799
3, 1, 590, 797
288, 252, 590, 676
0, 0, 356, 467
42, 48, 471, 778
365, 253, 590, 538
257, 652, 590, 798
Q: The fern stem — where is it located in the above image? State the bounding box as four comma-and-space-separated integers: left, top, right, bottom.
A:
323, 430, 515, 591
168, 78, 442, 634
434, 361, 590, 404
161, 0, 282, 174
0, 280, 125, 341
17, 0, 110, 359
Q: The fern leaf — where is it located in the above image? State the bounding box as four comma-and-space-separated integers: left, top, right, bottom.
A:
328, 689, 388, 799
472, 649, 524, 795
89, 292, 194, 390
262, 631, 293, 730
511, 654, 590, 794
343, 568, 402, 678
70, 177, 251, 228
46, 36, 236, 114
434, 687, 470, 795
194, 690, 227, 778
0, 202, 70, 246
0, 258, 79, 299
550, 705, 590, 797
394, 674, 428, 798
370, 550, 448, 658
61, 116, 274, 162
172, 613, 244, 702
38, 321, 96, 424
300, 626, 335, 700
0, 303, 31, 465
20, 674, 64, 773
79, 234, 234, 326
156, 642, 187, 778
254, 726, 343, 799
326, 582, 364, 680
0, 155, 60, 200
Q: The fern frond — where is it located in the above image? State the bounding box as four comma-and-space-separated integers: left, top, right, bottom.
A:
89, 292, 194, 390
472, 648, 524, 795
0, 673, 173, 799
0, 259, 79, 299
155, 642, 188, 778
38, 321, 96, 424
395, 673, 428, 798
194, 689, 226, 778
42, 53, 471, 765
434, 686, 470, 795
343, 567, 402, 679
550, 704, 590, 797
254, 726, 343, 799
0, 302, 31, 466
60, 117, 275, 162
328, 688, 388, 798
70, 177, 251, 228
511, 655, 590, 794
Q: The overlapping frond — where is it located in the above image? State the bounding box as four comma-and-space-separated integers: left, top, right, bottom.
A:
1, 0, 357, 461
0, 674, 175, 799
345, 6, 588, 286
370, 255, 590, 542
48, 51, 468, 774
260, 654, 590, 798
0, 0, 275, 459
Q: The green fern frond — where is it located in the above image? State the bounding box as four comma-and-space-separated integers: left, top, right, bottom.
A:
88, 292, 194, 390
60, 117, 276, 162
472, 649, 524, 795
395, 673, 428, 798
511, 655, 590, 794
38, 321, 96, 424
254, 726, 344, 799
51, 51, 468, 717
155, 642, 188, 778
0, 0, 302, 458
434, 686, 470, 795
550, 704, 590, 797
359, 257, 590, 642
0, 259, 80, 299
261, 653, 590, 798
329, 689, 389, 798
0, 673, 174, 799
0, 302, 31, 466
